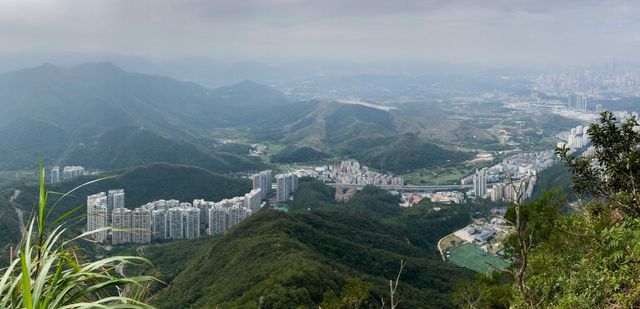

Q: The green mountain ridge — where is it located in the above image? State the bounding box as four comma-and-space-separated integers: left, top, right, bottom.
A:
142, 203, 473, 308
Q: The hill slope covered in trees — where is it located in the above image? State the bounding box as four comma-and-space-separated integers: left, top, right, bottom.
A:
134, 180, 475, 308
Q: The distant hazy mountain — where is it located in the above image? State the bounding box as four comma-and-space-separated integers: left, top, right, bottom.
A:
0, 52, 156, 76
157, 58, 282, 87
211, 80, 290, 106
0, 53, 285, 87
0, 63, 286, 170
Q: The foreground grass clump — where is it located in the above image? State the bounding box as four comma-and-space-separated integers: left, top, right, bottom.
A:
0, 163, 156, 308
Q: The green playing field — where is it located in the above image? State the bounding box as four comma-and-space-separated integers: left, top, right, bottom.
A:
448, 243, 510, 273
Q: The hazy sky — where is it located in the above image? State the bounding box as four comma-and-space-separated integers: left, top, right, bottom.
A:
0, 0, 639, 66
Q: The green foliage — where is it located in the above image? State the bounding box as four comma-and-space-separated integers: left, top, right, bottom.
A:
531, 164, 575, 201
511, 209, 640, 307
557, 111, 640, 215
212, 143, 251, 154
320, 277, 373, 309
387, 201, 472, 249
325, 104, 395, 145
504, 190, 565, 255
0, 119, 69, 170
451, 272, 512, 309
353, 133, 473, 173
270, 146, 330, 163
287, 177, 335, 212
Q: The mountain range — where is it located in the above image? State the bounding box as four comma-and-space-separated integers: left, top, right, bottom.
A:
0, 63, 289, 171
0, 62, 475, 172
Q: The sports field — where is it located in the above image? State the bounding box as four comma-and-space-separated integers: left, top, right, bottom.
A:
448, 243, 510, 273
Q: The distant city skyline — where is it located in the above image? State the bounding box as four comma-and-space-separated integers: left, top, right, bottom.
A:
1, 1, 640, 67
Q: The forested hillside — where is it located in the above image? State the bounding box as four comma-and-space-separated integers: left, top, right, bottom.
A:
126, 179, 477, 308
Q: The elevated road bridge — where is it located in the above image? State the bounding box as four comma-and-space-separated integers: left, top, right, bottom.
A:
326, 183, 472, 193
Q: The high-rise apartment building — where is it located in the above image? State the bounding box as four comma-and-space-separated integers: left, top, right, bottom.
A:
244, 189, 262, 213
192, 199, 210, 226
291, 174, 298, 193
185, 207, 200, 239
168, 207, 200, 240
490, 183, 504, 202
107, 189, 125, 213
86, 184, 260, 245
168, 208, 184, 240
276, 173, 299, 202
111, 208, 132, 245
228, 206, 250, 229
251, 170, 272, 199
473, 168, 487, 198
208, 207, 228, 235
50, 166, 60, 184
87, 192, 108, 242
151, 210, 169, 241
131, 208, 152, 244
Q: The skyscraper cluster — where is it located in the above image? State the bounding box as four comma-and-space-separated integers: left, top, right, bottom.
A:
558, 125, 591, 151
62, 166, 85, 180
87, 189, 126, 243
51, 165, 86, 183
110, 199, 200, 244
111, 200, 201, 245
87, 187, 264, 245
534, 64, 640, 98
276, 173, 298, 202
251, 170, 272, 199
322, 160, 404, 186
490, 177, 536, 204
460, 151, 552, 204
207, 196, 255, 236
111, 206, 156, 245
